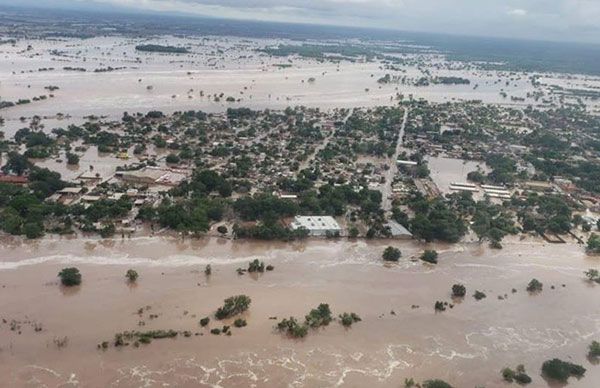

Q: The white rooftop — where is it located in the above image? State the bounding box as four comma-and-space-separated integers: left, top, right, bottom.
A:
291, 216, 341, 232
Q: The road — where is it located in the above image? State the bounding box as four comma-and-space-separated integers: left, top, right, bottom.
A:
298, 108, 354, 171
380, 108, 409, 213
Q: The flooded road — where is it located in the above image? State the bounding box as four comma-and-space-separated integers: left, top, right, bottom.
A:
0, 237, 599, 387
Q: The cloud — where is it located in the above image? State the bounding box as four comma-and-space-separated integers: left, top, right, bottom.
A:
508, 8, 527, 17
5, 0, 600, 43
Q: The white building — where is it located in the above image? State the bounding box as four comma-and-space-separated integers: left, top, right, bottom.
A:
290, 216, 342, 236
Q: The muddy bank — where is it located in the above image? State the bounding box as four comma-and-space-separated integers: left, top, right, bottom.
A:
0, 238, 599, 387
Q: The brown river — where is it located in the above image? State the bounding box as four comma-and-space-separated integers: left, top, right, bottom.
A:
0, 236, 599, 387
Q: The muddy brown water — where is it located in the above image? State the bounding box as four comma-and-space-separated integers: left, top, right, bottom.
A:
0, 236, 599, 387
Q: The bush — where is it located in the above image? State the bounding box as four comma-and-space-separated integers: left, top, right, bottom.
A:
473, 290, 486, 300
204, 264, 211, 276
420, 250, 438, 264
200, 317, 210, 327
305, 303, 332, 328
266, 264, 274, 271
125, 269, 138, 282
248, 259, 265, 273
215, 295, 251, 319
234, 318, 247, 328
434, 301, 446, 311
66, 152, 79, 165
584, 269, 599, 283
382, 246, 401, 262
23, 222, 44, 239
210, 328, 221, 335
589, 340, 600, 359
339, 312, 361, 327
277, 317, 308, 338
422, 380, 453, 388
58, 267, 81, 286
217, 225, 228, 234
526, 278, 543, 292
165, 154, 180, 164
541, 358, 586, 382
451, 284, 466, 297
502, 365, 531, 384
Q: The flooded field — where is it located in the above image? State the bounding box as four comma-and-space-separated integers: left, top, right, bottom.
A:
3, 35, 599, 138
1, 237, 599, 387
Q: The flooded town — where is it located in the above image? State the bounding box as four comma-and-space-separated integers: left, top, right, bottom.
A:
1, 4, 600, 388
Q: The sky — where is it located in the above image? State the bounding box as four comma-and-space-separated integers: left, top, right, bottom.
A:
5, 0, 600, 43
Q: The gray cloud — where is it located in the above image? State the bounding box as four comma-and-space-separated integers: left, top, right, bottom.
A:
12, 0, 600, 42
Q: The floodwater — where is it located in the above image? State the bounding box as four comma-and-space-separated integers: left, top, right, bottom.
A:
0, 35, 586, 138
427, 156, 489, 196
1, 236, 599, 387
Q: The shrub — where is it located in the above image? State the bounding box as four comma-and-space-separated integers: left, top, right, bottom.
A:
266, 264, 274, 271
589, 340, 600, 359
277, 317, 308, 338
382, 246, 401, 262
473, 290, 486, 300
125, 269, 139, 282
165, 154, 180, 164
215, 295, 251, 319
66, 152, 79, 165
339, 312, 361, 327
420, 250, 438, 264
200, 317, 210, 327
210, 328, 221, 335
234, 318, 247, 328
204, 264, 212, 276
502, 367, 515, 382
305, 303, 332, 328
422, 380, 453, 388
217, 225, 228, 234
584, 269, 600, 283
58, 267, 82, 286
248, 259, 265, 273
24, 222, 44, 239
541, 358, 586, 382
434, 301, 446, 311
451, 284, 466, 297
526, 279, 543, 292
502, 365, 532, 385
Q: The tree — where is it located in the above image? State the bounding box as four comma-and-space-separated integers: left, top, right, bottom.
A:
452, 284, 466, 298
339, 312, 361, 327
502, 365, 532, 385
526, 279, 543, 293
420, 250, 438, 264
165, 153, 180, 164
473, 290, 486, 300
382, 246, 401, 262
1, 152, 30, 175
23, 222, 44, 239
58, 267, 82, 286
215, 295, 251, 319
305, 303, 332, 328
584, 269, 600, 283
588, 341, 600, 359
125, 269, 139, 283
66, 152, 79, 165
248, 259, 265, 273
541, 359, 585, 382
422, 380, 453, 388
587, 234, 600, 254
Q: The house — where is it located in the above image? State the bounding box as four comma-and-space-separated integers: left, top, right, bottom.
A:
0, 174, 28, 185
384, 220, 413, 239
290, 216, 342, 237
